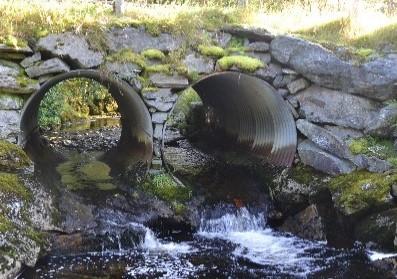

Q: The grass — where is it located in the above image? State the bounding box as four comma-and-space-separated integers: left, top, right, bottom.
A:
1, 0, 396, 55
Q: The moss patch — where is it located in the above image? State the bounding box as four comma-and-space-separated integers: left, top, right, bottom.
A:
0, 140, 30, 171
0, 172, 31, 201
106, 49, 146, 68
140, 173, 191, 204
0, 214, 13, 233
144, 64, 171, 74
198, 45, 225, 58
141, 49, 166, 60
349, 136, 397, 167
329, 171, 397, 215
217, 55, 264, 72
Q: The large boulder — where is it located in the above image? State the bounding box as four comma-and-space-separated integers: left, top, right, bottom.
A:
298, 140, 356, 175
270, 36, 397, 101
295, 86, 380, 130
37, 33, 103, 68
106, 27, 182, 53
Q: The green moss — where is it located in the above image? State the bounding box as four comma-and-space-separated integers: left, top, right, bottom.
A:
2, 35, 27, 48
0, 140, 30, 171
140, 173, 191, 203
106, 49, 146, 68
217, 55, 264, 72
0, 172, 31, 201
354, 48, 374, 59
141, 87, 159, 94
144, 64, 171, 74
0, 214, 13, 233
329, 171, 397, 215
290, 163, 319, 185
141, 49, 166, 60
198, 45, 226, 58
349, 136, 397, 165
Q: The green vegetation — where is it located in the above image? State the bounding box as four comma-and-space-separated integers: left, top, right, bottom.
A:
106, 49, 146, 68
217, 55, 264, 72
56, 157, 116, 191
141, 48, 166, 60
140, 173, 191, 204
349, 136, 397, 167
290, 163, 321, 185
38, 78, 118, 129
329, 171, 397, 215
0, 172, 31, 201
0, 214, 13, 233
144, 64, 171, 74
0, 140, 30, 171
198, 45, 226, 58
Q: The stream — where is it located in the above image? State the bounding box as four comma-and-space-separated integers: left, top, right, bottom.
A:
19, 118, 395, 279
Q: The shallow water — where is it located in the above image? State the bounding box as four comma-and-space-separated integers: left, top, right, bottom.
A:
20, 207, 390, 279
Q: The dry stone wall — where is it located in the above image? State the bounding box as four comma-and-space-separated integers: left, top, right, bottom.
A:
0, 26, 396, 175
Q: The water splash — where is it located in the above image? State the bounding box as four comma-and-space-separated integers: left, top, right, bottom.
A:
141, 228, 191, 254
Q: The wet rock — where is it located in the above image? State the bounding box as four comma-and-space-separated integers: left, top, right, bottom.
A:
372, 257, 397, 278
254, 63, 282, 82
296, 119, 352, 159
183, 53, 214, 74
270, 36, 397, 101
246, 41, 270, 52
281, 204, 326, 241
355, 208, 397, 250
295, 86, 380, 130
298, 139, 356, 175
37, 32, 104, 68
0, 94, 24, 110
0, 110, 20, 142
222, 26, 274, 42
149, 73, 189, 89
365, 103, 397, 137
106, 27, 182, 53
287, 78, 309, 94
152, 112, 168, 124
0, 74, 39, 95
25, 58, 70, 78
102, 61, 142, 81
20, 52, 41, 68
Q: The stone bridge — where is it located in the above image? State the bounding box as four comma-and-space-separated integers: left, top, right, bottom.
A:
1, 26, 396, 175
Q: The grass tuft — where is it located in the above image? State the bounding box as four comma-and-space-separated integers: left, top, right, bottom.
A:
217, 55, 264, 72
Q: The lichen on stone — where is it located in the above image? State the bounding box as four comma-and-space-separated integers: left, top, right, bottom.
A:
217, 55, 264, 72
329, 170, 397, 215
0, 140, 30, 171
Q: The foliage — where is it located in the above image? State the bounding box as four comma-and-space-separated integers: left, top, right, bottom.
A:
217, 55, 264, 72
329, 171, 397, 215
349, 136, 397, 167
140, 173, 191, 203
38, 78, 118, 129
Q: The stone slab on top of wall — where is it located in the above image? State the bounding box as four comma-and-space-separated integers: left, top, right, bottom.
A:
270, 36, 397, 101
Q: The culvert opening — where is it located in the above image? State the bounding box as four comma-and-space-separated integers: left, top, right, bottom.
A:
20, 70, 153, 181
162, 72, 297, 205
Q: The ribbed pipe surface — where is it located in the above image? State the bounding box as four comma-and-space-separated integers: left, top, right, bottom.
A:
192, 72, 297, 166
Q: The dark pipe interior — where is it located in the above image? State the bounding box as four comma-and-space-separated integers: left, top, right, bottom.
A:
191, 72, 297, 167
19, 70, 153, 175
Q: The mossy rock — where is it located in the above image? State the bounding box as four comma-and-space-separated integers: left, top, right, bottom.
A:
0, 140, 30, 171
329, 171, 397, 216
106, 49, 146, 68
198, 45, 226, 58
0, 172, 31, 201
355, 208, 397, 251
217, 55, 264, 72
141, 48, 166, 60
144, 64, 171, 74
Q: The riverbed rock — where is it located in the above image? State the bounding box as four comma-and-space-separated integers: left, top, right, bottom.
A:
149, 73, 189, 89
25, 58, 70, 78
295, 86, 380, 130
183, 53, 214, 74
355, 208, 397, 250
0, 94, 24, 110
37, 32, 104, 68
281, 204, 326, 241
0, 75, 39, 95
270, 36, 397, 101
106, 27, 182, 53
298, 140, 356, 175
365, 103, 397, 137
